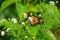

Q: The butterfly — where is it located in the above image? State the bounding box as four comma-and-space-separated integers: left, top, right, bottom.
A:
24, 12, 44, 26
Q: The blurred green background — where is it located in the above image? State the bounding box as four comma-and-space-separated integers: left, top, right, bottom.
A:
0, 0, 60, 40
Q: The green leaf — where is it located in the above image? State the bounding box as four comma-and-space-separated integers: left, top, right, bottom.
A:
0, 0, 16, 12
16, 0, 30, 20
37, 4, 60, 29
36, 29, 56, 40
36, 30, 45, 40
16, 0, 24, 20
45, 30, 56, 40
28, 25, 39, 36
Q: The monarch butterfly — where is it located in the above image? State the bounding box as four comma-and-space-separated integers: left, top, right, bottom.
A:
24, 12, 44, 26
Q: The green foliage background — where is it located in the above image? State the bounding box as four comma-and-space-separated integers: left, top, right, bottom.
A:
0, 0, 60, 40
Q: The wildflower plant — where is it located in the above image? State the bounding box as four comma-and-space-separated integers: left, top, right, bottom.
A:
0, 0, 60, 40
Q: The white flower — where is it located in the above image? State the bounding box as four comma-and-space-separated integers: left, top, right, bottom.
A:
39, 14, 41, 17
8, 18, 10, 21
11, 18, 17, 23
2, 19, 6, 22
24, 13, 28, 18
49, 1, 55, 5
0, 20, 3, 23
28, 17, 31, 20
28, 17, 33, 22
1, 31, 5, 36
6, 28, 11, 32
25, 36, 28, 38
56, 1, 58, 3
0, 19, 6, 23
21, 22, 25, 26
